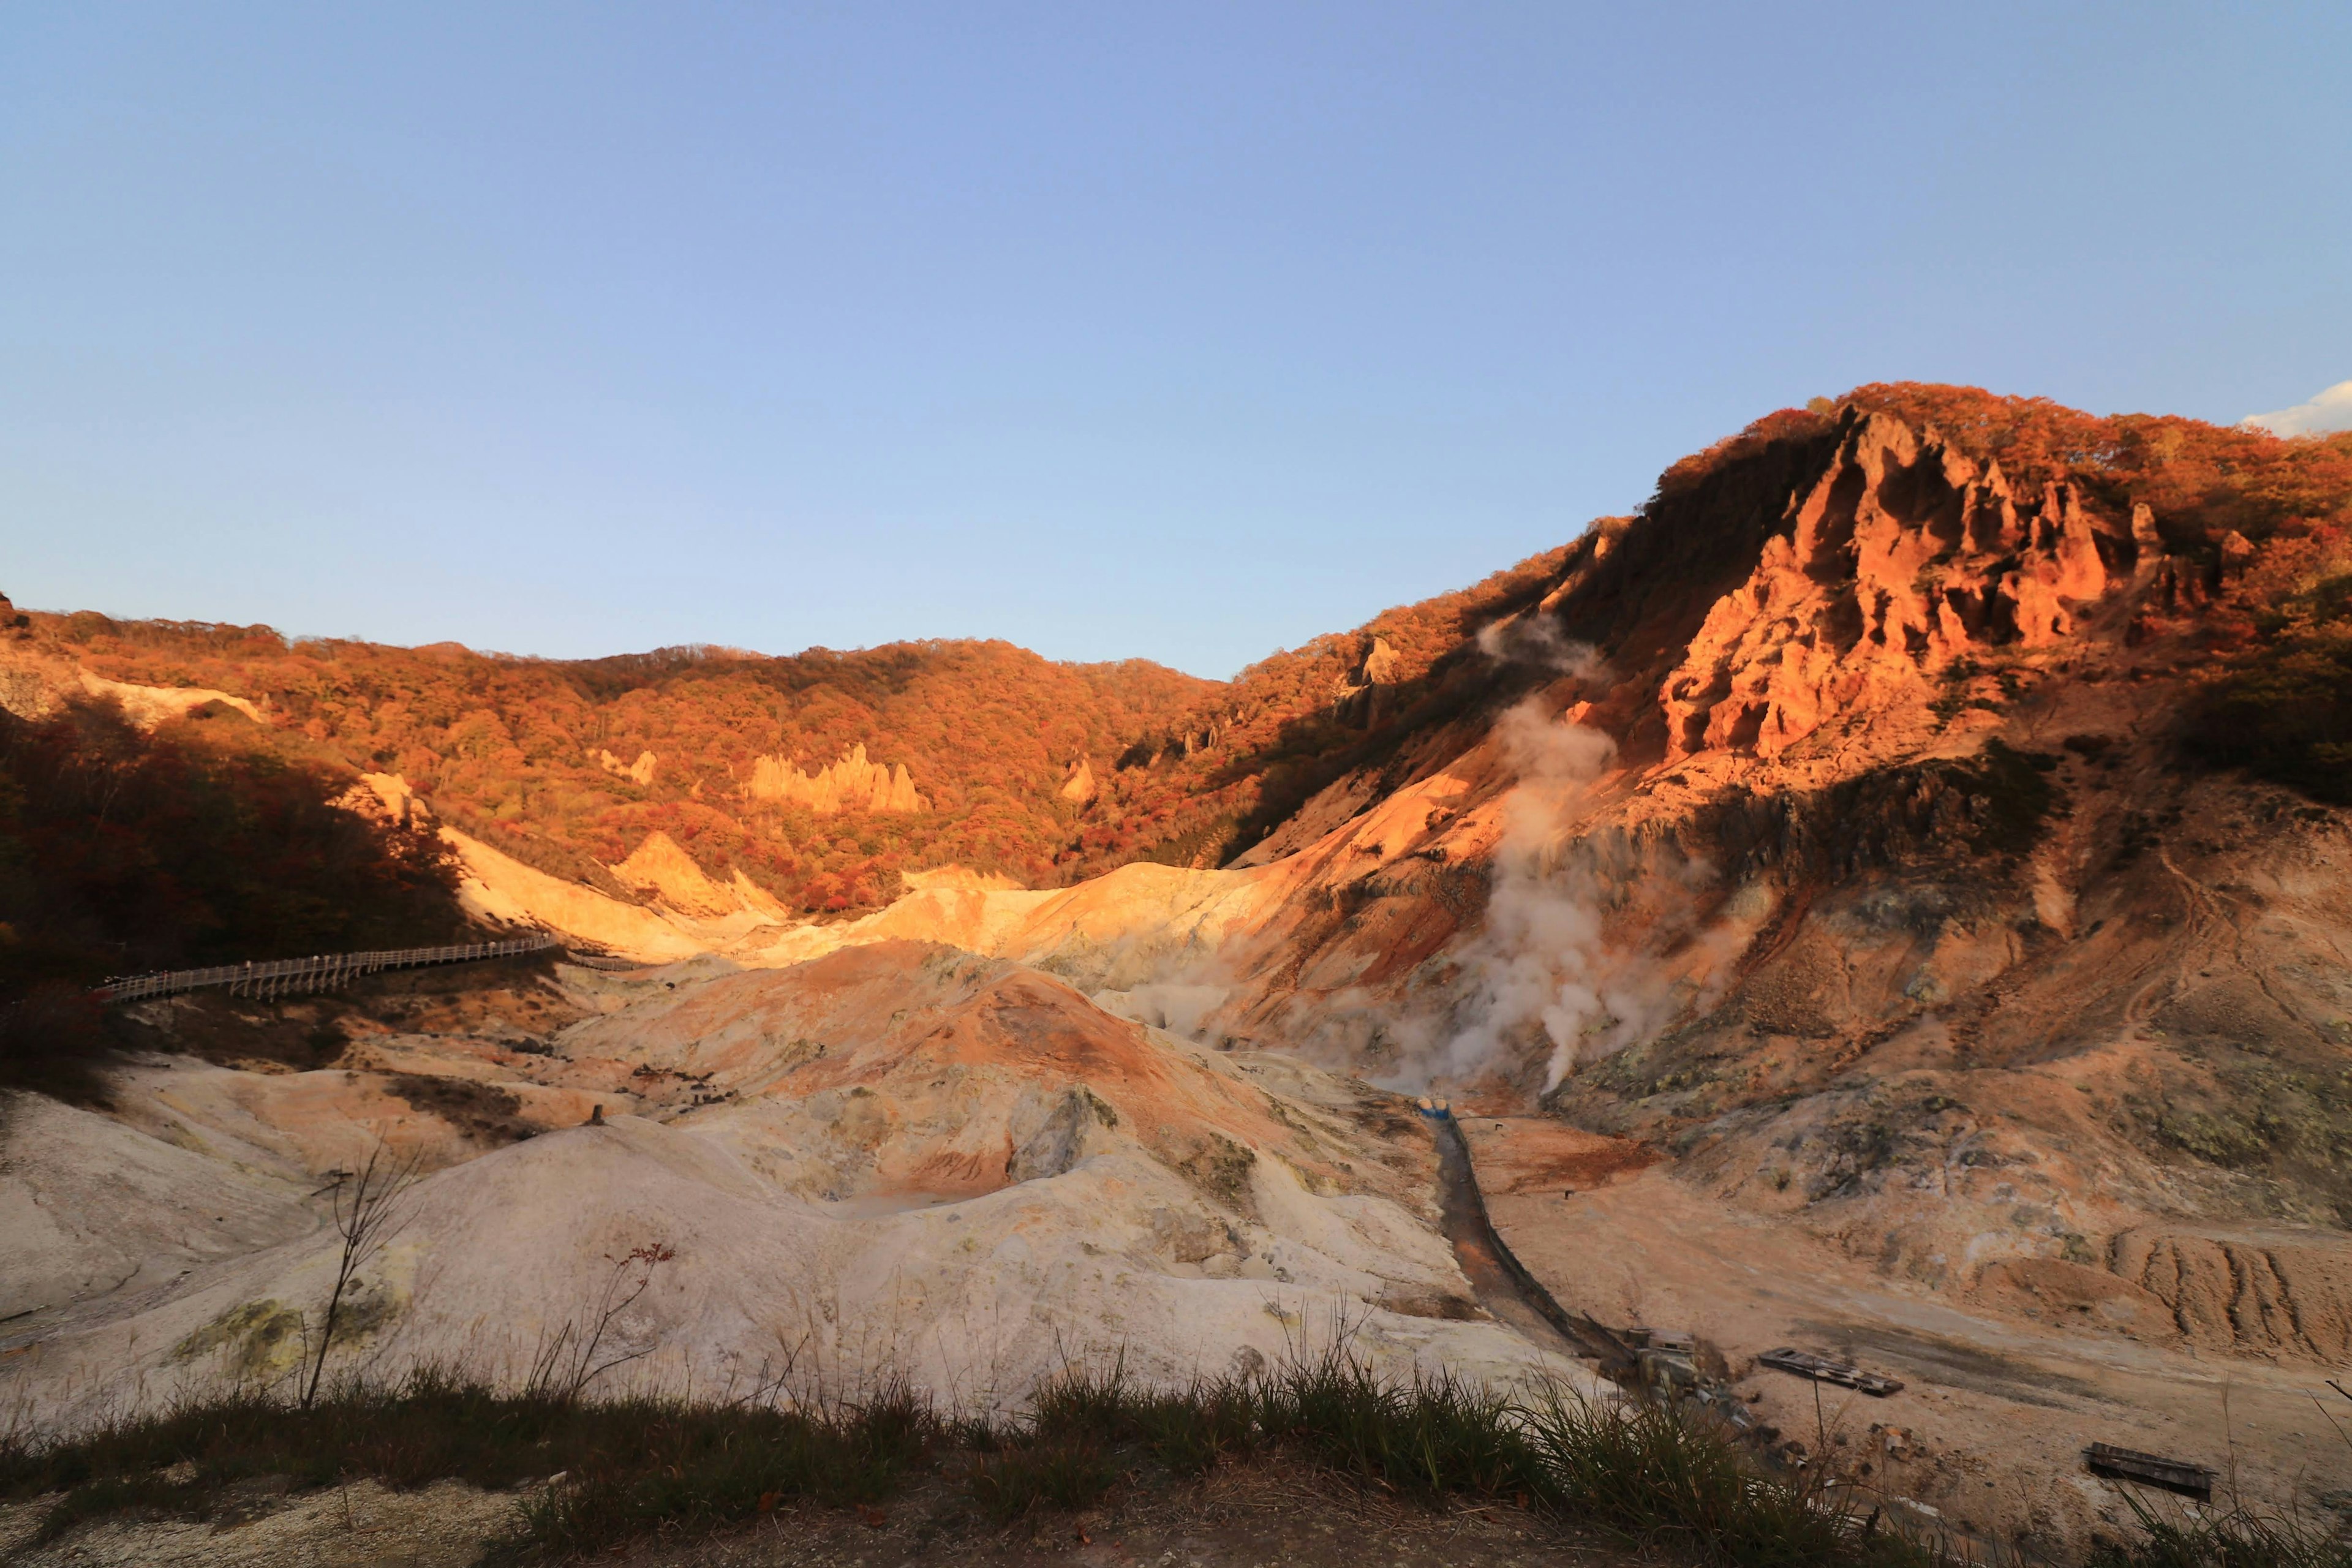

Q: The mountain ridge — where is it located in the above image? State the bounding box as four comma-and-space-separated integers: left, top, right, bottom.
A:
8, 383, 2352, 1550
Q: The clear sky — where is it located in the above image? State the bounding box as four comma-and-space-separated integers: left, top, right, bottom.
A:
5, 3, 2348, 678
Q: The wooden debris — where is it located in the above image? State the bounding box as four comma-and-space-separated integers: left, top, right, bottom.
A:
2084, 1443, 2216, 1501
1757, 1347, 1904, 1396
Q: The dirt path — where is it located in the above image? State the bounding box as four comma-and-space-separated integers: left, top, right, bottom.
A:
1423, 1109, 1599, 1365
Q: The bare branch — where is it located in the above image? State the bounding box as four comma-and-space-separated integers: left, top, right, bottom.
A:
301, 1132, 421, 1410
524, 1240, 676, 1404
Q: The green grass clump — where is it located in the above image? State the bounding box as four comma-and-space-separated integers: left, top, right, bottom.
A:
965, 1436, 1124, 1523
510, 1379, 933, 1556
1523, 1388, 1906, 1567
1251, 1345, 1541, 1502
2085, 1491, 2352, 1568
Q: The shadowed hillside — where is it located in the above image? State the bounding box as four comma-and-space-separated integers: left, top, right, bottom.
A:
0, 689, 465, 1098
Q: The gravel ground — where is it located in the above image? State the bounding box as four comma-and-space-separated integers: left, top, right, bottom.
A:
0, 1477, 516, 1566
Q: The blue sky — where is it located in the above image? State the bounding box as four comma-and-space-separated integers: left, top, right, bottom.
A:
4, 3, 2347, 677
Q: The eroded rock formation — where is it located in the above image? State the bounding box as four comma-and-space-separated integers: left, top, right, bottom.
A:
12, 396, 2346, 1551
0, 638, 266, 728
1662, 412, 2126, 760
747, 743, 929, 815
609, 830, 788, 922
1333, 635, 1401, 726
596, 747, 658, 785
4, 942, 1581, 1434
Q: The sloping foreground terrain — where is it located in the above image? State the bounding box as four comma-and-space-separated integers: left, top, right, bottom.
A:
5, 943, 1578, 1432
4, 386, 2351, 1557
0, 1458, 1649, 1568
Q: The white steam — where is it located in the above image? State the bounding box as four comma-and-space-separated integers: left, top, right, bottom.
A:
1084, 679, 1754, 1104
1436, 699, 1725, 1095
1102, 980, 1229, 1041
1476, 614, 1604, 676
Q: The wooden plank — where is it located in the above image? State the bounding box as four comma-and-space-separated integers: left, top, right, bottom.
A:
1756, 1347, 1904, 1397
2084, 1443, 2215, 1501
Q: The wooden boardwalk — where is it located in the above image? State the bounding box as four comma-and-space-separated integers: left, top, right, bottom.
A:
97, 932, 566, 1005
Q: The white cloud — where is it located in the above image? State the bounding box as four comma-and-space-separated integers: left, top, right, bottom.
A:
2241, 379, 2352, 437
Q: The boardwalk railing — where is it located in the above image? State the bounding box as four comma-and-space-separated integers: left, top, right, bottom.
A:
97, 932, 565, 1005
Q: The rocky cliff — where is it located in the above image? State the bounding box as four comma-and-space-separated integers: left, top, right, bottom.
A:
1116, 399, 2352, 1373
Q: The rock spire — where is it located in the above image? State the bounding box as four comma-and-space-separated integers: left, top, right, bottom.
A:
747, 744, 929, 815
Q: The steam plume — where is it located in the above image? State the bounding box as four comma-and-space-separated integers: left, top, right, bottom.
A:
1436, 698, 1730, 1095
1476, 614, 1604, 676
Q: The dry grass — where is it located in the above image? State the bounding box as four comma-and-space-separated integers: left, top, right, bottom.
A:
4, 1351, 2339, 1566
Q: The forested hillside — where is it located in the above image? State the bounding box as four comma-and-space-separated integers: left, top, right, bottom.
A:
4, 631, 1210, 911
0, 691, 466, 1095
10, 382, 2348, 929
9, 537, 1581, 916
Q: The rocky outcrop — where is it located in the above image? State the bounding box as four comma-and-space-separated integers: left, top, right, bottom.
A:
1059, 756, 1098, 804
1333, 636, 1401, 726
0, 638, 270, 729
747, 744, 929, 815
339, 771, 431, 831
444, 829, 709, 960
1660, 410, 2133, 760
609, 831, 790, 922
0, 637, 74, 721
597, 748, 658, 785
77, 669, 268, 729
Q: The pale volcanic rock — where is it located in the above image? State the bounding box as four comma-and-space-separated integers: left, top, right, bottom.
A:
747, 743, 929, 815
733, 861, 1270, 982
431, 823, 796, 960
559, 943, 1398, 1212
612, 831, 766, 921
349, 771, 428, 828
4, 944, 1591, 1431
729, 747, 1509, 1003
596, 747, 658, 785
1058, 756, 1099, 804
0, 647, 270, 728
0, 1094, 317, 1323
80, 669, 269, 728
1332, 636, 1403, 725
444, 829, 710, 961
